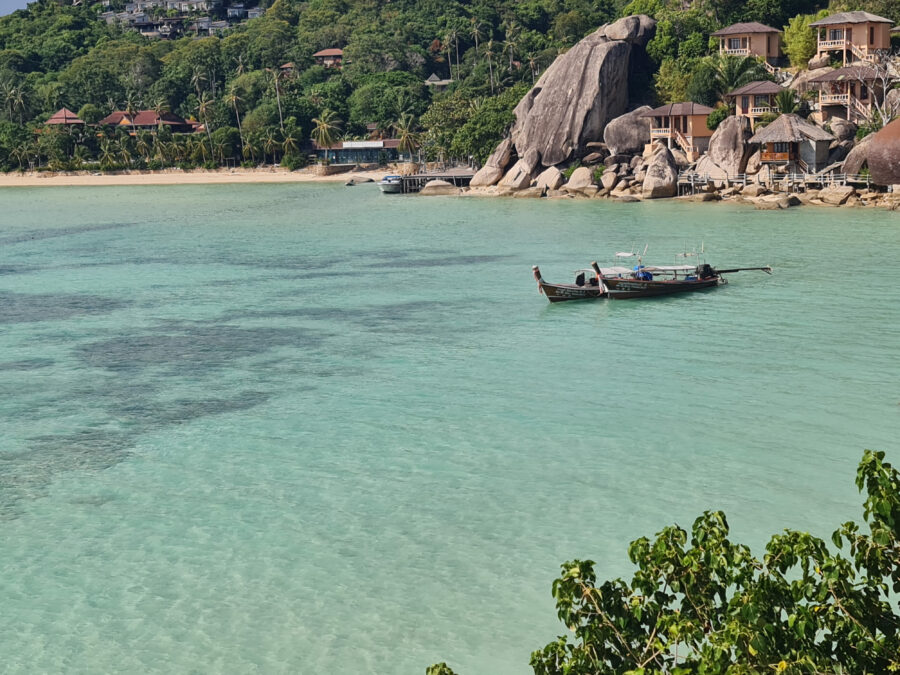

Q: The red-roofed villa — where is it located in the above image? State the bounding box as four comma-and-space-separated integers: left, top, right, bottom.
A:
641, 102, 715, 160
313, 48, 343, 68
711, 22, 782, 70
98, 110, 195, 133
809, 12, 893, 65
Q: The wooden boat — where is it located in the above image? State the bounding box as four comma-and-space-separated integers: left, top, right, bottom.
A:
379, 175, 402, 193
532, 261, 771, 302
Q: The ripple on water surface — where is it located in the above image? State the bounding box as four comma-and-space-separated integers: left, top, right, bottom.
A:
0, 185, 898, 674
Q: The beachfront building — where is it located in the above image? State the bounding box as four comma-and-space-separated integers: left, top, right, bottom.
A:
44, 108, 85, 127
809, 66, 883, 123
809, 12, 893, 65
725, 81, 784, 128
641, 102, 714, 161
711, 22, 782, 71
748, 113, 834, 172
99, 110, 195, 134
313, 48, 344, 68
313, 139, 407, 165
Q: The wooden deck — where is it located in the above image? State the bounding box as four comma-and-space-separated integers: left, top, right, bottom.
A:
400, 172, 474, 194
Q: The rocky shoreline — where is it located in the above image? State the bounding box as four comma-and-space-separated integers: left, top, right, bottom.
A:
418, 13, 900, 212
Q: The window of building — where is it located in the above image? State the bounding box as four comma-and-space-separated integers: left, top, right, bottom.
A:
755, 95, 769, 107
773, 142, 791, 154
828, 28, 844, 41
742, 96, 750, 110
869, 26, 875, 44
728, 37, 742, 50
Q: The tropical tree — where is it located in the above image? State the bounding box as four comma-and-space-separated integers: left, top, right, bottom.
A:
226, 85, 244, 153
263, 128, 279, 164
99, 138, 117, 170
469, 18, 483, 64
124, 92, 139, 137
311, 108, 341, 152
393, 113, 419, 161
196, 91, 215, 162
775, 88, 798, 114
431, 449, 900, 674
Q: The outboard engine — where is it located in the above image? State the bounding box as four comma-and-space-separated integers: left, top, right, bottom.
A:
697, 264, 715, 279
575, 272, 585, 287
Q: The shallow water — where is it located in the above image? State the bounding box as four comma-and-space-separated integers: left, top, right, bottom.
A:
0, 184, 898, 673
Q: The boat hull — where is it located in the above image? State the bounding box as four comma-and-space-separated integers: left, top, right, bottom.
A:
379, 182, 402, 193
603, 276, 722, 299
538, 281, 606, 302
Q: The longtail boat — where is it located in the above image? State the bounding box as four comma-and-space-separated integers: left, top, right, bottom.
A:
532, 261, 771, 302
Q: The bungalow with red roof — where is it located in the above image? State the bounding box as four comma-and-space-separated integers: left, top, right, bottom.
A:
313, 48, 343, 68
641, 102, 714, 160
748, 113, 834, 173
98, 110, 195, 133
809, 12, 893, 65
711, 22, 782, 70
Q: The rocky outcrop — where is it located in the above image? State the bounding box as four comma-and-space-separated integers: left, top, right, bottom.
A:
843, 133, 873, 174
820, 185, 856, 205
807, 54, 830, 70
829, 118, 857, 142
536, 166, 564, 190
499, 159, 535, 189
700, 115, 753, 178
641, 145, 677, 199
470, 137, 514, 187
507, 15, 656, 168
603, 105, 651, 155
565, 166, 595, 190
867, 118, 900, 186
789, 67, 832, 95
600, 170, 619, 190
420, 180, 460, 196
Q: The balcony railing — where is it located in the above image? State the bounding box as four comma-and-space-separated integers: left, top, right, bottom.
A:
760, 152, 794, 163
650, 128, 671, 138
721, 47, 750, 55
818, 38, 849, 50
749, 106, 773, 115
820, 93, 850, 105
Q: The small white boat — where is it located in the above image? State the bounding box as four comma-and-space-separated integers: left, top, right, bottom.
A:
379, 175, 402, 193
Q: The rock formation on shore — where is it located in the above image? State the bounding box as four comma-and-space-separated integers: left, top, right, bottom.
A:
476, 14, 656, 187
867, 118, 900, 186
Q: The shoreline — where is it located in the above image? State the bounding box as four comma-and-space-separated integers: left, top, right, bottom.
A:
0, 167, 389, 188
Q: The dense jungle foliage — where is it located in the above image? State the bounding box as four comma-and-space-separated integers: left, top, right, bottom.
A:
0, 0, 897, 170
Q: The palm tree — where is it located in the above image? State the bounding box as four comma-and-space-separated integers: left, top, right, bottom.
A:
235, 55, 246, 77
715, 55, 770, 101
527, 52, 539, 84
469, 18, 482, 64
311, 109, 341, 154
124, 92, 140, 137
503, 37, 518, 70
281, 128, 299, 159
265, 68, 285, 134
12, 86, 26, 124
0, 79, 14, 120
136, 131, 152, 161
99, 139, 117, 170
226, 86, 244, 153
393, 114, 419, 161
196, 91, 215, 162
775, 89, 798, 114
190, 67, 207, 97
445, 28, 460, 80
119, 143, 133, 168
73, 144, 90, 168
486, 39, 495, 94
12, 142, 30, 169
263, 129, 280, 164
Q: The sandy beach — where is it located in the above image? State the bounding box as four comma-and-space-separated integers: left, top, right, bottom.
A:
0, 167, 390, 188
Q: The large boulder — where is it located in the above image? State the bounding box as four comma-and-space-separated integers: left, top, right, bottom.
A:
603, 106, 652, 155
470, 137, 514, 186
604, 15, 656, 44
706, 115, 753, 176
510, 16, 656, 168
535, 166, 565, 190
695, 155, 728, 181
829, 118, 857, 142
843, 133, 874, 174
499, 157, 536, 189
420, 179, 459, 196
641, 145, 678, 199
867, 118, 900, 186
819, 185, 856, 205
565, 166, 595, 190
807, 54, 831, 70
789, 67, 832, 95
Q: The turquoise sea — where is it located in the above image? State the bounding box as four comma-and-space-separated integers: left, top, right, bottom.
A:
0, 184, 898, 673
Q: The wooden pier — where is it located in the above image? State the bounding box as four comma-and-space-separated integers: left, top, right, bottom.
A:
401, 172, 474, 194
677, 170, 873, 196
